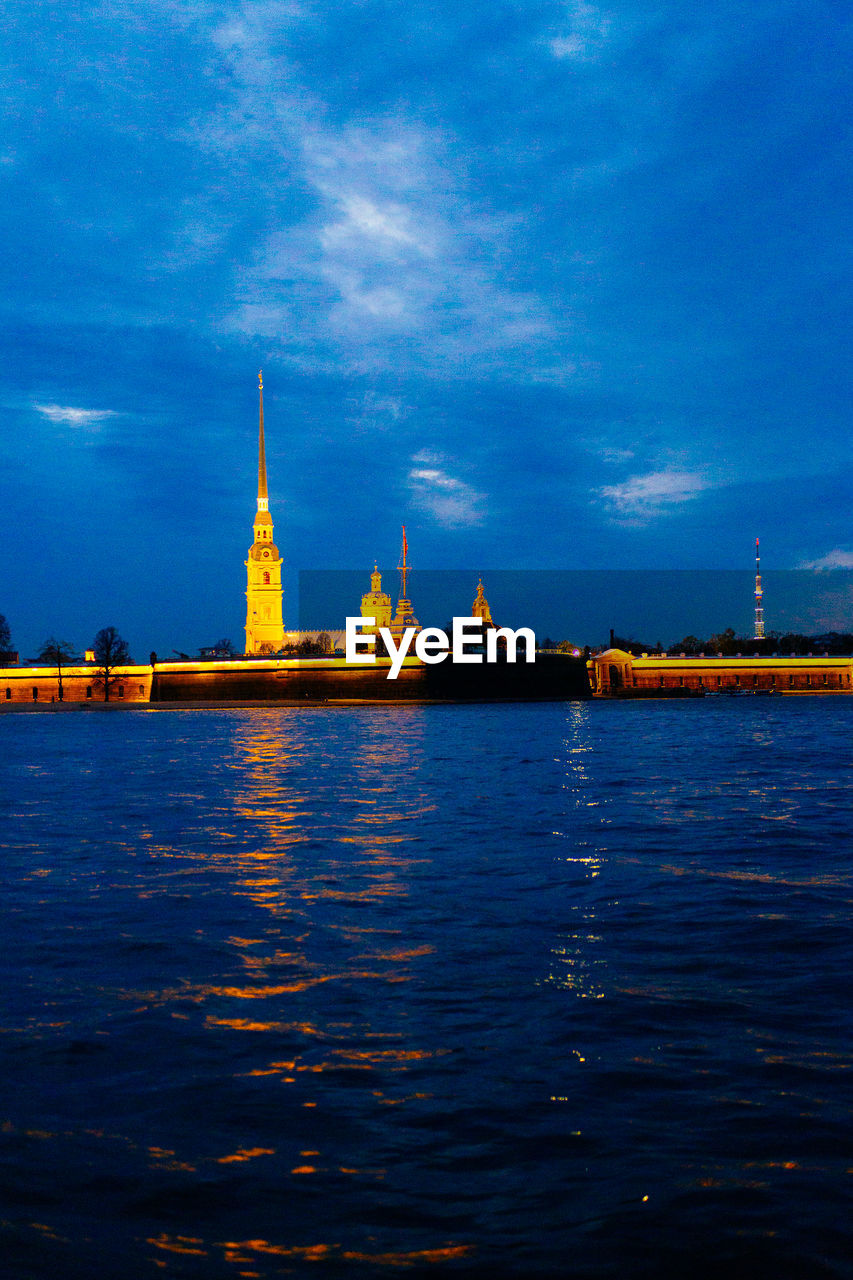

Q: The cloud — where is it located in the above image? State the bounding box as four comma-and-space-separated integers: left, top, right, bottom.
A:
34, 404, 117, 430
549, 2, 614, 60
320, 194, 427, 255
345, 391, 410, 433
189, 10, 560, 374
227, 112, 555, 367
408, 456, 485, 528
799, 549, 853, 570
598, 468, 709, 520
598, 446, 636, 464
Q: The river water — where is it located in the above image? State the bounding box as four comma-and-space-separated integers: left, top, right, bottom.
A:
1, 699, 852, 1278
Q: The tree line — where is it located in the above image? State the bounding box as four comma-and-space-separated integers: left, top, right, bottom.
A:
609, 628, 853, 657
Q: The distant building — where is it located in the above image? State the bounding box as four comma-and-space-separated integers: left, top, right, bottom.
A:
589, 648, 853, 696
244, 371, 285, 655
282, 630, 346, 654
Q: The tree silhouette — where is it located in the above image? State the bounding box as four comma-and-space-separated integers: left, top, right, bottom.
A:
0, 613, 11, 661
92, 626, 131, 702
708, 627, 737, 655
36, 637, 76, 702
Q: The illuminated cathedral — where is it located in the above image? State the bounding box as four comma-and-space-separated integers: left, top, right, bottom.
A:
242, 376, 496, 656
244, 372, 285, 654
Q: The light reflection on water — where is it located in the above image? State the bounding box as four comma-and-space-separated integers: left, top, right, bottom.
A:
1, 700, 853, 1277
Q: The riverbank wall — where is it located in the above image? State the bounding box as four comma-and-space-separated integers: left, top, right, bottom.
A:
1, 652, 591, 706
589, 647, 853, 696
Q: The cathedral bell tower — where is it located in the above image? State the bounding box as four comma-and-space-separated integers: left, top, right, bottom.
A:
471, 578, 496, 630
245, 371, 284, 654
360, 563, 392, 632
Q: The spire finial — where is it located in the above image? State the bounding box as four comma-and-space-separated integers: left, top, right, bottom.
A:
259, 368, 263, 390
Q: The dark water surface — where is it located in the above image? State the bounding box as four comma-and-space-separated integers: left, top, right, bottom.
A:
1, 700, 852, 1279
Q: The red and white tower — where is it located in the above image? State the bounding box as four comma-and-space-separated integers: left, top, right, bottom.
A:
753, 537, 765, 640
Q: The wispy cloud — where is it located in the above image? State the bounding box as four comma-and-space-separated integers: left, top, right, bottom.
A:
189, 11, 559, 374
799, 549, 853, 570
225, 114, 555, 369
598, 446, 636, 464
598, 468, 709, 521
346, 391, 409, 432
320, 193, 427, 255
549, 1, 615, 60
408, 453, 485, 528
34, 404, 117, 430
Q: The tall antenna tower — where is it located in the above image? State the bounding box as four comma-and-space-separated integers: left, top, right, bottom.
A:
753, 537, 765, 639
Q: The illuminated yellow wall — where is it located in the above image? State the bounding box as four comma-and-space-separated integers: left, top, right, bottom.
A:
0, 666, 153, 704
589, 648, 853, 695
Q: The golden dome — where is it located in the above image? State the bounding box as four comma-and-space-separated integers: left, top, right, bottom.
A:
249, 541, 280, 561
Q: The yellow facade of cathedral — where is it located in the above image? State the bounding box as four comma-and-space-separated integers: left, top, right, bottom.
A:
471, 578, 495, 630
360, 565, 393, 632
245, 372, 285, 655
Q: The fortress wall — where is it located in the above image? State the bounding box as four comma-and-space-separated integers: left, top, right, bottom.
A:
1, 666, 153, 704
590, 649, 853, 696
151, 659, 427, 702
0, 654, 590, 706
150, 653, 592, 703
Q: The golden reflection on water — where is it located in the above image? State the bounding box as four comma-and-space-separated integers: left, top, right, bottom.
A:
146, 1234, 473, 1268
117, 710, 454, 1267
215, 1147, 275, 1164
546, 704, 606, 1004
222, 710, 433, 922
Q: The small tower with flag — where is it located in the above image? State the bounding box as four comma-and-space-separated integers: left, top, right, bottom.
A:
389, 525, 419, 639
244, 371, 285, 654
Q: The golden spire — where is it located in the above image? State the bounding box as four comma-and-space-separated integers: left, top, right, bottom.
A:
257, 370, 268, 510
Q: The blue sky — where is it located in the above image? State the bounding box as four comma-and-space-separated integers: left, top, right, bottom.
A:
2, 0, 850, 657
